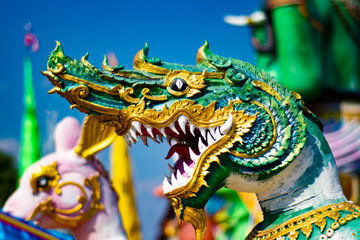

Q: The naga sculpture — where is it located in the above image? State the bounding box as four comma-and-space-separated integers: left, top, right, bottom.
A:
42, 41, 360, 239
224, 0, 360, 203
4, 116, 126, 240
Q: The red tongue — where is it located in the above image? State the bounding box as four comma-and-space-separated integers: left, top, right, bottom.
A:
165, 143, 190, 160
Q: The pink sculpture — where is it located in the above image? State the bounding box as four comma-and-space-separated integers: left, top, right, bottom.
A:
4, 116, 126, 240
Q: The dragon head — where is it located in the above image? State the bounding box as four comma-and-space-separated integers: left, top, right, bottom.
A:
42, 41, 321, 239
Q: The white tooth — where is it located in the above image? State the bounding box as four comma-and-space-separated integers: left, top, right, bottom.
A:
189, 148, 199, 161
207, 131, 215, 146
198, 138, 207, 153
183, 162, 194, 177
129, 128, 138, 140
123, 135, 132, 147
170, 139, 178, 146
210, 127, 217, 138
172, 152, 180, 162
220, 114, 233, 135
176, 170, 188, 186
163, 177, 172, 193
132, 121, 142, 133
159, 128, 166, 137
169, 122, 180, 135
199, 128, 207, 140
128, 134, 137, 145
213, 127, 222, 140
171, 173, 180, 188
178, 115, 187, 134
168, 163, 175, 173
140, 135, 149, 146
189, 123, 196, 137
145, 125, 154, 137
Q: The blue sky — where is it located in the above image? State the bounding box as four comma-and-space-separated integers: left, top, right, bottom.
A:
0, 0, 261, 239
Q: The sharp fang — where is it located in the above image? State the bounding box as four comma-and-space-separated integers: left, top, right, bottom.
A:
159, 128, 166, 137
170, 139, 178, 147
168, 163, 175, 173
199, 128, 207, 141
220, 114, 233, 135
132, 121, 142, 133
169, 122, 180, 135
140, 135, 149, 146
189, 147, 199, 161
210, 127, 217, 138
163, 177, 172, 193
178, 115, 187, 134
207, 131, 215, 146
123, 135, 132, 147
198, 137, 207, 153
189, 123, 196, 137
183, 162, 194, 176
145, 125, 154, 137
172, 152, 180, 162
176, 170, 188, 185
129, 128, 138, 140
128, 134, 137, 145
171, 173, 180, 188
158, 135, 163, 143
213, 127, 222, 140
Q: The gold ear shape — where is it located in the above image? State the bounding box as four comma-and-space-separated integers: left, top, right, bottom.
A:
74, 115, 117, 160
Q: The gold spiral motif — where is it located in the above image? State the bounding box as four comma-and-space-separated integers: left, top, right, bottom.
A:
28, 173, 104, 227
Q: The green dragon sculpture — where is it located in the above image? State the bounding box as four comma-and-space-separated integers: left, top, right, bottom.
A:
42, 41, 360, 240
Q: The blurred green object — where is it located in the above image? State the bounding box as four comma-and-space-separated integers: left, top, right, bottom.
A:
18, 54, 41, 180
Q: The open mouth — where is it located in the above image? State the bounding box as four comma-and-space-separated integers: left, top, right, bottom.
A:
123, 114, 233, 194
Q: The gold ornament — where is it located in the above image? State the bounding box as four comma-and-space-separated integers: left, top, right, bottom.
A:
246, 202, 360, 240
28, 173, 104, 227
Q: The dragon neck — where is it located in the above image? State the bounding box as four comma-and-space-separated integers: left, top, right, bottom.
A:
226, 121, 347, 231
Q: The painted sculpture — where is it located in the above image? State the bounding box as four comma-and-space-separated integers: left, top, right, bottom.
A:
224, 0, 360, 203
4, 116, 126, 240
42, 41, 360, 239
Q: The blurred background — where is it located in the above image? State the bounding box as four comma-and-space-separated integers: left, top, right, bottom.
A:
0, 1, 262, 239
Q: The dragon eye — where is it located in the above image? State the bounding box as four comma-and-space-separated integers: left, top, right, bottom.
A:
170, 78, 188, 92
36, 176, 50, 189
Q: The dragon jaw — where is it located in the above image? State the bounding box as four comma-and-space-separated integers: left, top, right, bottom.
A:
123, 113, 233, 196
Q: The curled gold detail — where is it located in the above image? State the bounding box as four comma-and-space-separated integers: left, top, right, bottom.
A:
170, 197, 183, 223
119, 86, 140, 104
50, 63, 66, 75
141, 88, 167, 101
182, 207, 207, 240
28, 174, 104, 227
